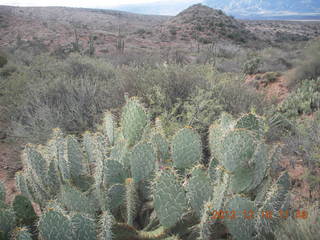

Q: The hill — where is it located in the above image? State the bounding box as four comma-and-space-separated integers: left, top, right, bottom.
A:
0, 4, 319, 58
204, 0, 320, 20
161, 4, 257, 44
0, 5, 169, 55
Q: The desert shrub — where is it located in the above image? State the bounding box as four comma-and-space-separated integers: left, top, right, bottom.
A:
265, 72, 280, 82
10, 75, 116, 142
135, 28, 146, 35
4, 51, 266, 143
169, 27, 177, 35
5, 54, 122, 142
159, 87, 224, 136
243, 56, 261, 74
211, 75, 266, 115
143, 64, 210, 106
263, 109, 297, 143
0, 64, 17, 77
261, 72, 281, 85
282, 112, 320, 200
196, 43, 248, 72
214, 42, 245, 59
258, 47, 294, 72
283, 111, 320, 167
105, 51, 162, 67
194, 23, 203, 31
289, 39, 320, 88
275, 204, 320, 240
227, 31, 246, 43
154, 73, 267, 137
6, 56, 213, 142
279, 78, 320, 118
0, 53, 8, 68
198, 36, 212, 44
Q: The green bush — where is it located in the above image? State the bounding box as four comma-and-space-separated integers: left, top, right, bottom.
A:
282, 111, 320, 203
0, 53, 8, 68
169, 27, 177, 35
283, 111, 320, 171
4, 54, 212, 142
260, 72, 281, 86
289, 39, 320, 88
243, 57, 261, 74
275, 204, 320, 240
152, 73, 266, 137
279, 78, 320, 117
0, 64, 17, 77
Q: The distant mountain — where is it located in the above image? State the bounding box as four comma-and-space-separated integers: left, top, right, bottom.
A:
203, 0, 320, 19
114, 0, 320, 20
115, 1, 201, 16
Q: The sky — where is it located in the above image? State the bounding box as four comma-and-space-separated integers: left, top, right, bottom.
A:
0, 0, 198, 8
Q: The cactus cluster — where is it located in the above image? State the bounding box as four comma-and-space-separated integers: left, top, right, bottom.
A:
1, 98, 290, 240
0, 182, 36, 240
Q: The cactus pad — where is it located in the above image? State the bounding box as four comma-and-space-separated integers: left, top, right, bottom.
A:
121, 98, 148, 146
106, 183, 125, 211
12, 227, 33, 240
12, 195, 37, 226
171, 127, 202, 169
71, 213, 97, 240
225, 196, 256, 240
0, 182, 5, 202
129, 142, 156, 183
38, 208, 74, 240
221, 129, 257, 172
102, 111, 115, 145
0, 208, 16, 239
153, 169, 187, 228
104, 160, 126, 186
185, 166, 212, 217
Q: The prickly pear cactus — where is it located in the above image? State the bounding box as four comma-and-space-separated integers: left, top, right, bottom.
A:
171, 127, 202, 169
185, 165, 211, 218
15, 172, 32, 200
0, 208, 16, 239
103, 160, 126, 186
0, 182, 5, 203
121, 97, 148, 146
151, 132, 170, 162
220, 129, 257, 173
12, 195, 37, 226
58, 185, 95, 216
71, 213, 97, 240
98, 211, 113, 240
38, 207, 74, 240
207, 113, 290, 239
13, 99, 290, 240
129, 142, 156, 183
102, 111, 116, 145
235, 112, 265, 135
152, 168, 187, 228
11, 227, 33, 240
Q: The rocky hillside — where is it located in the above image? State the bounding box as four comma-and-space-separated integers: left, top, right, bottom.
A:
0, 5, 169, 54
162, 4, 257, 44
0, 4, 319, 58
